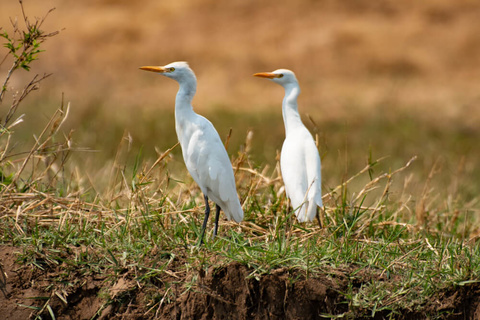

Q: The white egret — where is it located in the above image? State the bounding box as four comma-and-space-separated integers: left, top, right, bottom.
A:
254, 69, 322, 223
140, 62, 243, 243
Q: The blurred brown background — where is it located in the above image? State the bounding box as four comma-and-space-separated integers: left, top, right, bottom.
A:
2, 0, 479, 116
1, 0, 479, 198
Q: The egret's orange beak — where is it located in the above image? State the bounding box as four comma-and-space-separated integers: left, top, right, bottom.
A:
139, 66, 167, 73
253, 72, 280, 79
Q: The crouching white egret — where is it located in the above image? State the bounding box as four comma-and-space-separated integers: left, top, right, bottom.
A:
140, 62, 243, 244
254, 69, 322, 223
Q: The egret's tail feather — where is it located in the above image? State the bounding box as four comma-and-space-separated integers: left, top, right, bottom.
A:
294, 198, 321, 223
294, 202, 308, 223
224, 199, 244, 223
305, 200, 318, 222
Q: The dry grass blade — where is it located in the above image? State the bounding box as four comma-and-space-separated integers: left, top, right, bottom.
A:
3, 73, 52, 126
355, 156, 417, 234
139, 142, 179, 184
236, 167, 279, 185
322, 156, 389, 201
1, 106, 70, 194
415, 159, 441, 228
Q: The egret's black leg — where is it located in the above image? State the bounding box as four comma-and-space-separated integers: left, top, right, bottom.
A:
198, 195, 210, 245
213, 204, 221, 239
315, 207, 323, 228
316, 205, 325, 228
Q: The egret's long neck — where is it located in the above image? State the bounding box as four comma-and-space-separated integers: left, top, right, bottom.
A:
175, 75, 196, 110
282, 84, 303, 136
174, 74, 198, 144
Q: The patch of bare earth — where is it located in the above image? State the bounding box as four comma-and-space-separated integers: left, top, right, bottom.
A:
0, 245, 107, 320
1, 245, 480, 319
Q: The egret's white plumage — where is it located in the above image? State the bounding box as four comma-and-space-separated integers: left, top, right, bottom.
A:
140, 62, 243, 242
254, 69, 322, 222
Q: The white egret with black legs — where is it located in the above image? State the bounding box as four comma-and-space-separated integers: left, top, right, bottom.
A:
254, 69, 322, 223
140, 62, 243, 244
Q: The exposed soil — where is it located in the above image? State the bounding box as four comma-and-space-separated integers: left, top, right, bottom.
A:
1, 245, 480, 319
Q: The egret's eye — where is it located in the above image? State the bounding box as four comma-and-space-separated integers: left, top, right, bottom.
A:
169, 67, 175, 72
278, 74, 284, 78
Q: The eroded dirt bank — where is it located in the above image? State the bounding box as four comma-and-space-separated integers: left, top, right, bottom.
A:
1, 246, 479, 319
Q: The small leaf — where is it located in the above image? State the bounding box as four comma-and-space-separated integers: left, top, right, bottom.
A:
47, 304, 56, 320
16, 304, 41, 310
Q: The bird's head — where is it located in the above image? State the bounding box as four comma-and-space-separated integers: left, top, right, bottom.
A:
253, 69, 298, 87
140, 61, 196, 82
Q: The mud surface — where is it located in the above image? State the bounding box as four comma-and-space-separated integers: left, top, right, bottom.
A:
1, 245, 480, 319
